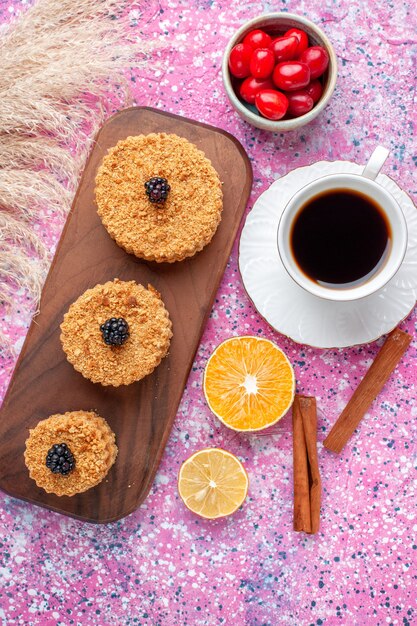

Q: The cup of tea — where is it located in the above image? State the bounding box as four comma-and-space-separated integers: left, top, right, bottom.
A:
277, 146, 408, 301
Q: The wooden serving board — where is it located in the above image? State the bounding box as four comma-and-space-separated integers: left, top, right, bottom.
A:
0, 107, 252, 523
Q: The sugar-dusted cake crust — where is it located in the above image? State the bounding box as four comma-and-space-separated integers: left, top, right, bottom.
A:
24, 411, 118, 497
94, 133, 223, 262
60, 279, 173, 386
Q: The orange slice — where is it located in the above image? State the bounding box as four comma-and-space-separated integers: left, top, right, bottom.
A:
203, 336, 295, 432
178, 448, 249, 519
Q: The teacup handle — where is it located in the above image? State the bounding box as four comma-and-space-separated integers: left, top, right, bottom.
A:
362, 146, 390, 180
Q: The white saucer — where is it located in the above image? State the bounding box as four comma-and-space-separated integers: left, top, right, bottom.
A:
239, 160, 417, 348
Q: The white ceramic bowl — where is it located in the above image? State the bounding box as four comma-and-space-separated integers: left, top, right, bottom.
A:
222, 13, 338, 131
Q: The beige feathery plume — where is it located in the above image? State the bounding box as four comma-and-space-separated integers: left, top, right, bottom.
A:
0, 0, 158, 354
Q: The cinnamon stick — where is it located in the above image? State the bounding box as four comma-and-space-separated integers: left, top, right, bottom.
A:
293, 395, 321, 534
293, 396, 311, 532
324, 327, 412, 454
299, 396, 321, 534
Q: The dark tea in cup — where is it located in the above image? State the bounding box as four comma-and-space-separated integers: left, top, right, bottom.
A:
290, 189, 391, 288
277, 148, 407, 301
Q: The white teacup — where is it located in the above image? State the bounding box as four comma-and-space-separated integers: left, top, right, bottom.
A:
277, 147, 408, 301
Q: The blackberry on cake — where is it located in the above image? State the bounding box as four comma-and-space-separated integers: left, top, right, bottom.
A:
60, 279, 172, 386
24, 411, 117, 496
100, 317, 130, 346
144, 177, 170, 204
45, 443, 75, 475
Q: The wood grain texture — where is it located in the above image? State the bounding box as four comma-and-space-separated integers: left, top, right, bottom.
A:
0, 107, 252, 523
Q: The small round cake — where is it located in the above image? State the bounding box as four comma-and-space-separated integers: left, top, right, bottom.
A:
24, 411, 117, 496
94, 133, 223, 262
60, 279, 173, 386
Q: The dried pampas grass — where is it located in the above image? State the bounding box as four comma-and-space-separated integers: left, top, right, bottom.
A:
0, 0, 158, 355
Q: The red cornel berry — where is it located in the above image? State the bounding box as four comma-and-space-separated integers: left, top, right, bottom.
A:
270, 35, 299, 63
284, 27, 309, 56
255, 89, 289, 120
228, 42, 253, 78
240, 76, 274, 104
299, 46, 329, 79
305, 79, 323, 103
286, 90, 314, 117
243, 29, 272, 50
273, 61, 310, 91
249, 48, 275, 79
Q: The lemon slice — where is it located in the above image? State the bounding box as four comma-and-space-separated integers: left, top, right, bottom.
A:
203, 336, 295, 432
178, 448, 249, 519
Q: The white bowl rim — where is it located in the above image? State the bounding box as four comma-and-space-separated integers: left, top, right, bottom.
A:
221, 12, 338, 131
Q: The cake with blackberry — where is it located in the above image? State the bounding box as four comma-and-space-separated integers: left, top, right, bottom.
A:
24, 411, 117, 496
94, 133, 223, 263
60, 279, 172, 386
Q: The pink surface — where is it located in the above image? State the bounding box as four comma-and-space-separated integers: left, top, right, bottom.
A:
1, 1, 416, 625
